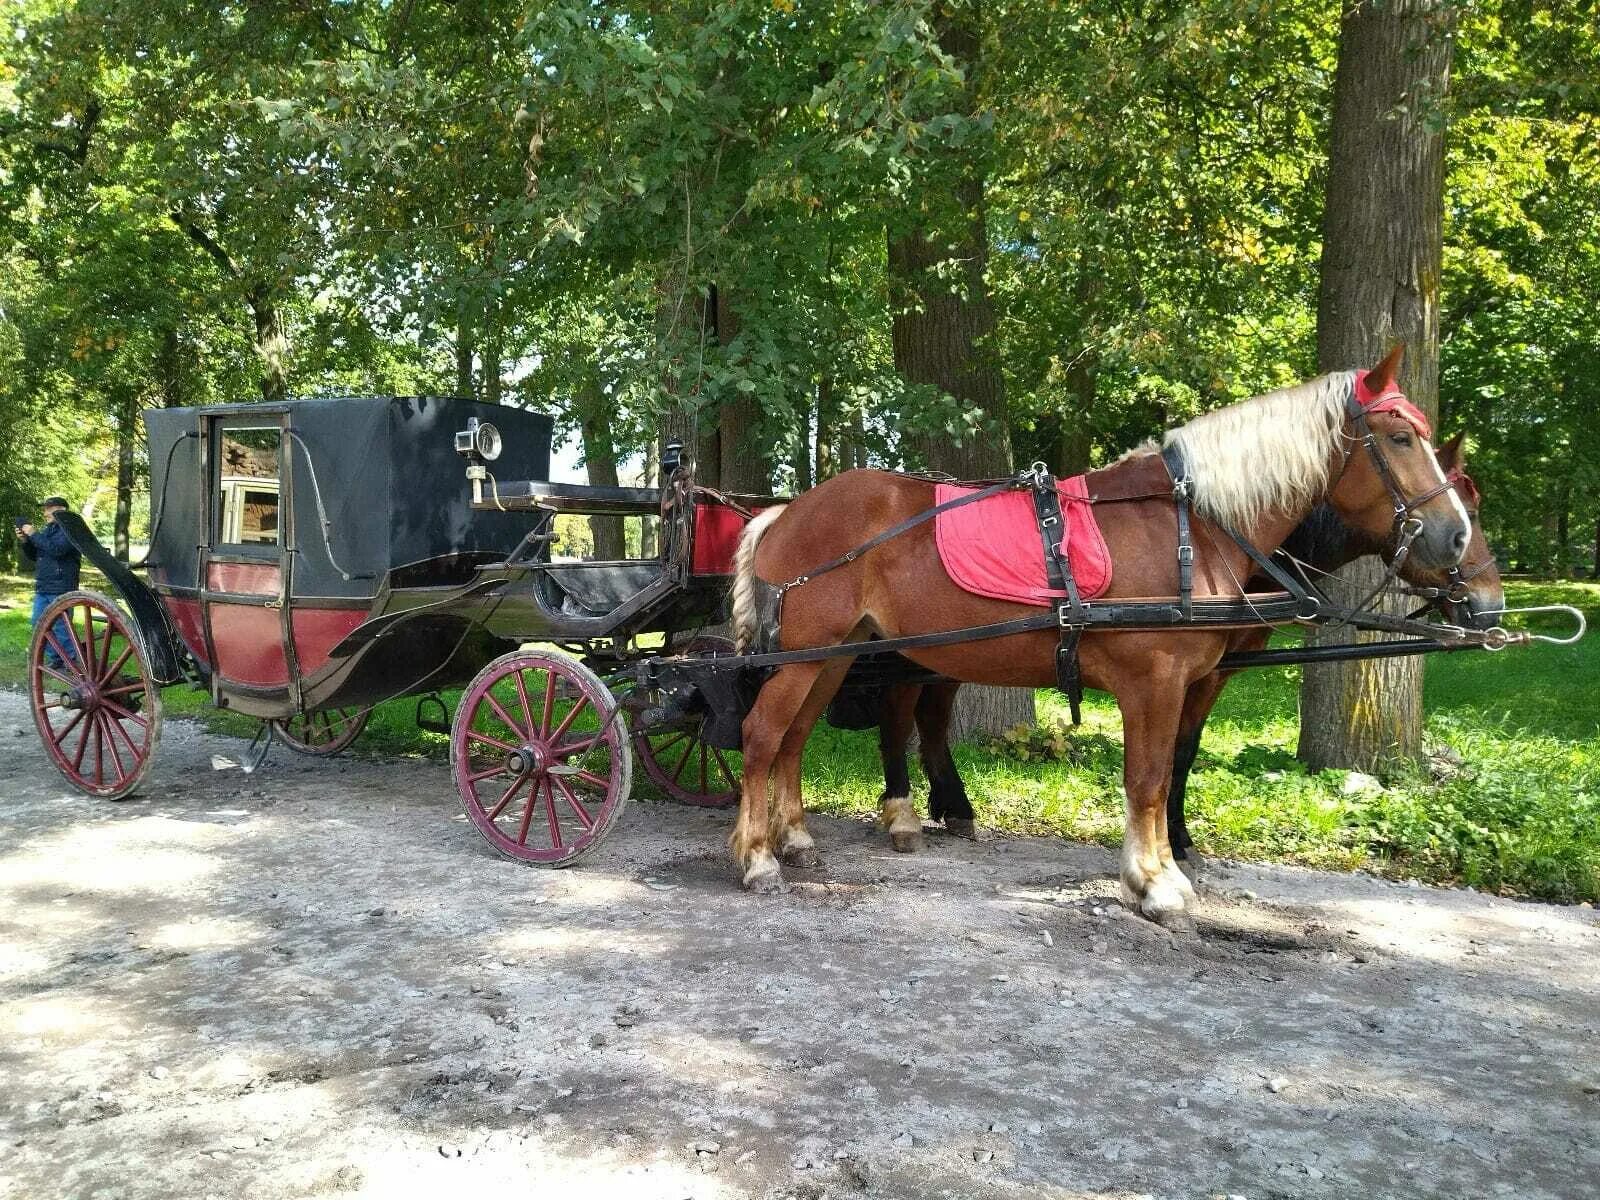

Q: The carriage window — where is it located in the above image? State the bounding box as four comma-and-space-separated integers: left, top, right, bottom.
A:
217, 427, 281, 547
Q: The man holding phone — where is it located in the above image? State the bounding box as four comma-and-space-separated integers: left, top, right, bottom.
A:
16, 496, 81, 669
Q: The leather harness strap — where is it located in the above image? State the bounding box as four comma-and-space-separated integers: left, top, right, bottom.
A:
1027, 464, 1088, 723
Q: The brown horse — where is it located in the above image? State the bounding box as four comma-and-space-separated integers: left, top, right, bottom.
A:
728, 350, 1470, 926
871, 436, 1503, 866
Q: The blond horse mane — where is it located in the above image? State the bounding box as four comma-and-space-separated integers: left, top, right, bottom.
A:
1162, 371, 1353, 529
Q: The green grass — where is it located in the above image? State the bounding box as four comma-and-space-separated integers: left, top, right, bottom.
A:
3, 572, 1595, 902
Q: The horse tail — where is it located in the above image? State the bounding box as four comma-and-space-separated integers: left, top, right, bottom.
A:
732, 505, 787, 652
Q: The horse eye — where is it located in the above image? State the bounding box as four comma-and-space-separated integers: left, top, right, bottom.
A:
1389, 432, 1412, 446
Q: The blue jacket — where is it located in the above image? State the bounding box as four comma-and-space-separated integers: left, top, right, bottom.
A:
21, 520, 82, 595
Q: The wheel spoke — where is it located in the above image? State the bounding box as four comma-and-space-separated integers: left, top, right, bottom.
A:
466, 763, 506, 785
99, 698, 149, 728
554, 776, 595, 832
77, 605, 96, 677
99, 713, 129, 785
543, 779, 563, 850
698, 745, 708, 794
39, 662, 76, 687
486, 774, 524, 821
94, 636, 131, 687
44, 629, 79, 674
481, 692, 528, 741
515, 779, 539, 846
466, 728, 518, 754
92, 711, 106, 784
572, 768, 611, 791
669, 737, 696, 783
549, 732, 601, 760
99, 643, 135, 687
650, 731, 689, 756
539, 669, 556, 737
547, 693, 590, 745
72, 711, 94, 771
49, 709, 86, 750
712, 747, 737, 788
104, 711, 145, 758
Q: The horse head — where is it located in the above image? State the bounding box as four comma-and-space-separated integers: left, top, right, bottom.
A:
1324, 345, 1471, 572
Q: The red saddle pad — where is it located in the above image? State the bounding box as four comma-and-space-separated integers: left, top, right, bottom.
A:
933, 477, 1112, 606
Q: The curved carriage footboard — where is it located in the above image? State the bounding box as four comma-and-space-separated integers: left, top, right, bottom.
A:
54, 512, 190, 685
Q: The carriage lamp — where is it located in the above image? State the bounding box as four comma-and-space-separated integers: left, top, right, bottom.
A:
455, 417, 502, 462
455, 417, 503, 505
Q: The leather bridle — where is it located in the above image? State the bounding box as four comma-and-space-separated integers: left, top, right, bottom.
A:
1323, 383, 1464, 620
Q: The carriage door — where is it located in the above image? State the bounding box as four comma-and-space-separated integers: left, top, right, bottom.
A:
201, 417, 296, 705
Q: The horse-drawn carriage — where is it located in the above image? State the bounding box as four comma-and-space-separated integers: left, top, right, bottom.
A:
28, 394, 773, 864
28, 368, 1584, 903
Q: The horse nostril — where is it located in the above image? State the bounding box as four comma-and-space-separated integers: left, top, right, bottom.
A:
1452, 528, 1468, 555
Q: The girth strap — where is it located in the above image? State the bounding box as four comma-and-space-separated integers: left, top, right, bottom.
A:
1027, 465, 1087, 724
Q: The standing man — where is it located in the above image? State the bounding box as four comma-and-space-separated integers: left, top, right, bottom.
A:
16, 496, 81, 669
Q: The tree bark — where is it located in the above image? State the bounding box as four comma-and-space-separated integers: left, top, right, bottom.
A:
579, 382, 627, 560
710, 286, 773, 493
1298, 0, 1457, 773
114, 391, 136, 558
887, 4, 1030, 740
455, 310, 476, 398
245, 283, 290, 403
1055, 354, 1095, 477
156, 326, 185, 408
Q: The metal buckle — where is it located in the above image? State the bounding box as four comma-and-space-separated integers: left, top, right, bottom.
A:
1176, 544, 1194, 564
1040, 513, 1059, 528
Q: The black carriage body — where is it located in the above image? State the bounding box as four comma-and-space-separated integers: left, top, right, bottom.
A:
143, 396, 555, 717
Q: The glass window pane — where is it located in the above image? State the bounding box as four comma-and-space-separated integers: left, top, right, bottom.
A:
219, 427, 280, 546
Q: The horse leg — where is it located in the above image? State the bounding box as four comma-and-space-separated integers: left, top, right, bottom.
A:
916, 682, 976, 840
773, 658, 855, 868
1170, 630, 1265, 873
733, 661, 830, 893
876, 683, 923, 853
1114, 676, 1197, 929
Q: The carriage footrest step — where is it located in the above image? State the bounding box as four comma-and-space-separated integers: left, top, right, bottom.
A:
415, 694, 451, 736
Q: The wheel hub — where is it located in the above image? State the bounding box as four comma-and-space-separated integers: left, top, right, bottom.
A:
58, 682, 95, 712
505, 742, 548, 778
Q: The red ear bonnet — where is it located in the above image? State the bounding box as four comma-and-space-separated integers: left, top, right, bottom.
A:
1353, 351, 1432, 439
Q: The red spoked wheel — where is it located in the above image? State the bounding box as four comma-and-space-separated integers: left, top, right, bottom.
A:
634, 722, 740, 807
271, 707, 369, 756
632, 635, 740, 808
29, 590, 163, 800
450, 649, 632, 866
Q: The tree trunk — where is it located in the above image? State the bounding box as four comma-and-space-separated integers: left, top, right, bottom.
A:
815, 377, 837, 481
481, 325, 502, 405
114, 391, 136, 559
1055, 355, 1095, 477
579, 383, 627, 560
156, 326, 185, 408
1298, 0, 1456, 773
455, 309, 476, 398
246, 284, 289, 403
886, 4, 1030, 740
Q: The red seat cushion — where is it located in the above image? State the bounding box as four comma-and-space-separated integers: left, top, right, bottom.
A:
933, 476, 1112, 606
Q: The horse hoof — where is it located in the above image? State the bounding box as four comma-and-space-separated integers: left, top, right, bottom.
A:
890, 831, 922, 854
943, 818, 978, 840
743, 869, 789, 895
781, 845, 822, 869
1144, 905, 1198, 936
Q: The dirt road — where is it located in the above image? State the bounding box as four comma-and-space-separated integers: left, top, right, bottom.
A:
1, 690, 1596, 1199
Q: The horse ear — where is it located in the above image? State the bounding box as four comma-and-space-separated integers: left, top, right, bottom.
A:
1369, 343, 1404, 391
1437, 431, 1465, 471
